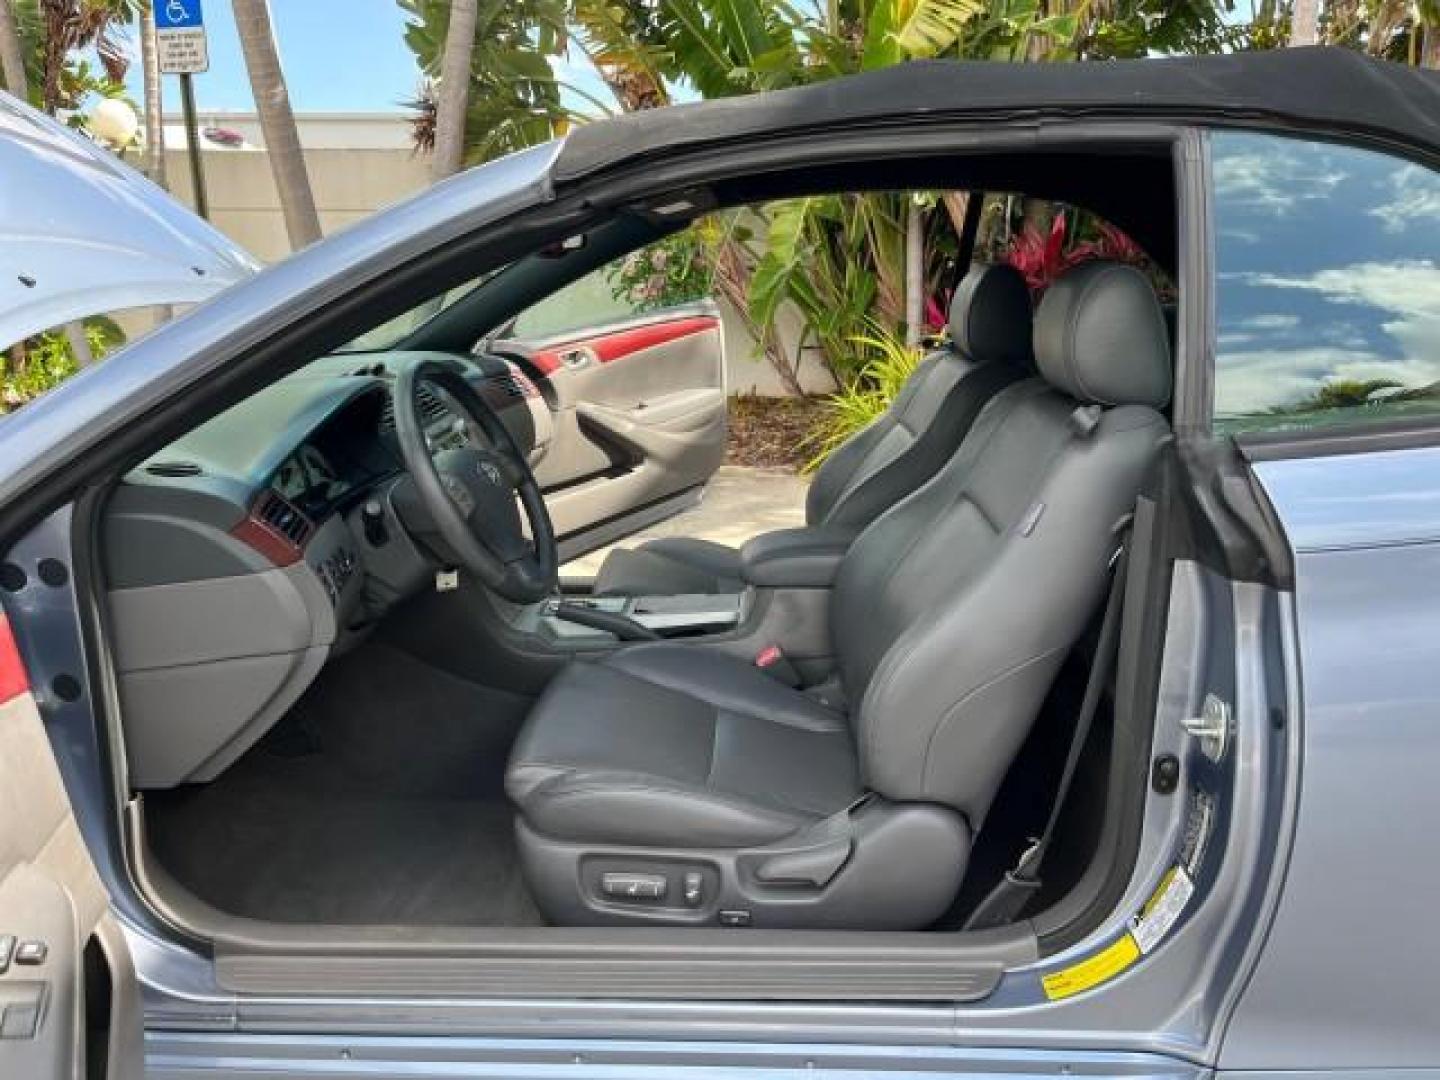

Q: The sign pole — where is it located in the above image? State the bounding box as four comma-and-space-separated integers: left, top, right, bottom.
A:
178, 72, 208, 219
156, 0, 210, 219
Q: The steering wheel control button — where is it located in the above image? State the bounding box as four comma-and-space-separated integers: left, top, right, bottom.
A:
601, 873, 667, 902
0, 935, 14, 974
718, 909, 753, 928
13, 941, 46, 966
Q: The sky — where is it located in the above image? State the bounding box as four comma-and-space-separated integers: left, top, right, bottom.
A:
123, 0, 614, 116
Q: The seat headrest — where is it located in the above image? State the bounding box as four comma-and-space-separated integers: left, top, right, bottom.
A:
1033, 261, 1172, 409
948, 262, 1034, 370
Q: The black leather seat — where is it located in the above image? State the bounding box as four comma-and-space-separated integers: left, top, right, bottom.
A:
508, 647, 860, 849
507, 262, 1172, 929
591, 262, 1033, 597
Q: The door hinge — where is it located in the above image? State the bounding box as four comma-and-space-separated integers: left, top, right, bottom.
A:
1181, 692, 1232, 762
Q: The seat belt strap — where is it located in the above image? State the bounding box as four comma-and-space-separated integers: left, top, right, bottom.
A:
963, 516, 1134, 931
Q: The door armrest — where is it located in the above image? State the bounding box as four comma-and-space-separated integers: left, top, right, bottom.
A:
739, 527, 859, 589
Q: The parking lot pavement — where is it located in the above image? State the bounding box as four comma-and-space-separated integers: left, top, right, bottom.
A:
564, 466, 810, 578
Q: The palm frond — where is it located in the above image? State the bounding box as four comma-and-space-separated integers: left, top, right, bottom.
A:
889, 0, 985, 57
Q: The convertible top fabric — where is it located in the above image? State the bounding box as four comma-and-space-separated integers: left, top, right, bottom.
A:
553, 48, 1440, 184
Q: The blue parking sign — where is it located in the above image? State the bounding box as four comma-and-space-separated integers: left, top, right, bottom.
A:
155, 0, 203, 31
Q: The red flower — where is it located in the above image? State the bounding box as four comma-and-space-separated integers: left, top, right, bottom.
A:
1004, 212, 1070, 293
1003, 215, 1155, 296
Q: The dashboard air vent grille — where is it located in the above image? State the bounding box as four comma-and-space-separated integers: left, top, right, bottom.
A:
486, 365, 539, 400
254, 490, 313, 547
144, 460, 204, 478
379, 382, 451, 433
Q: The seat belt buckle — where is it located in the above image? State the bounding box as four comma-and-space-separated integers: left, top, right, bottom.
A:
962, 841, 1045, 931
1012, 837, 1044, 884
755, 644, 802, 688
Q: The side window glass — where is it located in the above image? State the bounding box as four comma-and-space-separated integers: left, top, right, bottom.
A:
510, 225, 714, 341
1212, 131, 1440, 435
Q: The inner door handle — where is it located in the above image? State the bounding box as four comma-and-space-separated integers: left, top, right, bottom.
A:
558, 347, 596, 370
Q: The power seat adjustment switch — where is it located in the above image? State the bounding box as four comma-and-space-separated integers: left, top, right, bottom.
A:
682, 871, 704, 907
600, 872, 667, 902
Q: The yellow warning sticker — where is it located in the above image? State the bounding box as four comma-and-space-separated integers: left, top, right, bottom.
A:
1040, 933, 1141, 1001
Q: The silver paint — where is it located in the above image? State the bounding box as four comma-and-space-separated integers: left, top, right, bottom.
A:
1223, 452, 1440, 1068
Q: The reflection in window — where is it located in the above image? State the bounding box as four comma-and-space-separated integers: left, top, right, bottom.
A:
510, 224, 716, 341
1212, 132, 1440, 435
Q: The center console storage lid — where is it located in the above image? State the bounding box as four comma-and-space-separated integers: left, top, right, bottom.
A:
740, 526, 859, 590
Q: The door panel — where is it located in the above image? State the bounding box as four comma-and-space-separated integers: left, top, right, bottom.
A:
1222, 446, 1440, 1069
0, 614, 143, 1079
495, 301, 727, 561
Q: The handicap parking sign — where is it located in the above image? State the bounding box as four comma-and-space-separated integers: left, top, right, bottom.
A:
156, 0, 204, 32
155, 0, 207, 73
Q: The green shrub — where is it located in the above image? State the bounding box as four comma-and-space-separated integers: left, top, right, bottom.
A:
605, 226, 716, 313
804, 326, 922, 473
1, 317, 126, 415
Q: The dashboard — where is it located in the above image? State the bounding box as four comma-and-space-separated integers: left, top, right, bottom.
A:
102, 350, 552, 789
273, 445, 355, 516
268, 390, 398, 522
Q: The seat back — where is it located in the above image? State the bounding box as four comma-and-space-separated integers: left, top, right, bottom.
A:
805, 263, 1033, 531
831, 261, 1172, 826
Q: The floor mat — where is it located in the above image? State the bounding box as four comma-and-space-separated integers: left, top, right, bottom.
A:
145, 642, 544, 927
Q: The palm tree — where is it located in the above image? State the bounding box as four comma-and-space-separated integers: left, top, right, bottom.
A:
569, 0, 670, 110
0, 0, 25, 98
1419, 1, 1440, 67
399, 0, 570, 166
138, 0, 163, 186
430, 0, 476, 181
232, 0, 321, 249
1290, 0, 1320, 45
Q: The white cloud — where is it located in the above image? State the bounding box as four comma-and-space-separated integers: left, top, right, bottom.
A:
1213, 148, 1345, 215
1217, 346, 1440, 415
1217, 259, 1440, 415
1368, 164, 1440, 234
1234, 259, 1440, 319
1237, 313, 1300, 332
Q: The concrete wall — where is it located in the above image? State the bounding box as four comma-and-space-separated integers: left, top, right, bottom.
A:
719, 297, 835, 397
162, 145, 429, 264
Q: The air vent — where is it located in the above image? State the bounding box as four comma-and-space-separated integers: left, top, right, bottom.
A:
144, 460, 203, 478
253, 490, 313, 547
485, 365, 539, 400
379, 383, 452, 433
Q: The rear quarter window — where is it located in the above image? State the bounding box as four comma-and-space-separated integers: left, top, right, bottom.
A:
1211, 131, 1440, 437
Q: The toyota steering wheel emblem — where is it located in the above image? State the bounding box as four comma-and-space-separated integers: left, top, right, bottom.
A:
478, 461, 503, 486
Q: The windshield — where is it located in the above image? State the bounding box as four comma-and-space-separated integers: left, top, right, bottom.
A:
335, 273, 497, 353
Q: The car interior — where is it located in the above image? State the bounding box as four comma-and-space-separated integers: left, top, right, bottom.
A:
98, 143, 1186, 940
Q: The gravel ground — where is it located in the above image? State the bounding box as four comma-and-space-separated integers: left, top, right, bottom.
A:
726, 394, 829, 470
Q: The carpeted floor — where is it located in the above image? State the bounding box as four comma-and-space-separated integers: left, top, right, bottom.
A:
144, 642, 544, 927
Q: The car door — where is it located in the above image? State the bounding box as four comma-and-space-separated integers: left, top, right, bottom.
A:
489, 233, 728, 563
1200, 129, 1440, 1070
0, 612, 143, 1079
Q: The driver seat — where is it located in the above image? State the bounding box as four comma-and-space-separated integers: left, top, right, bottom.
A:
506, 262, 1172, 928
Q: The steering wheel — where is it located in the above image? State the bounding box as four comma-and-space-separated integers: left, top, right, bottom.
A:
392, 359, 557, 603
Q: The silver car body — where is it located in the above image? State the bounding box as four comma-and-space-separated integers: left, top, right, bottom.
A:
0, 50, 1437, 1080
0, 97, 256, 350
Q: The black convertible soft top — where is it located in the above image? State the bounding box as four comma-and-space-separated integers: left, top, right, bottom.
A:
554, 48, 1440, 184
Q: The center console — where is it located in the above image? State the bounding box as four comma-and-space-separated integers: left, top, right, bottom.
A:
523, 592, 748, 648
